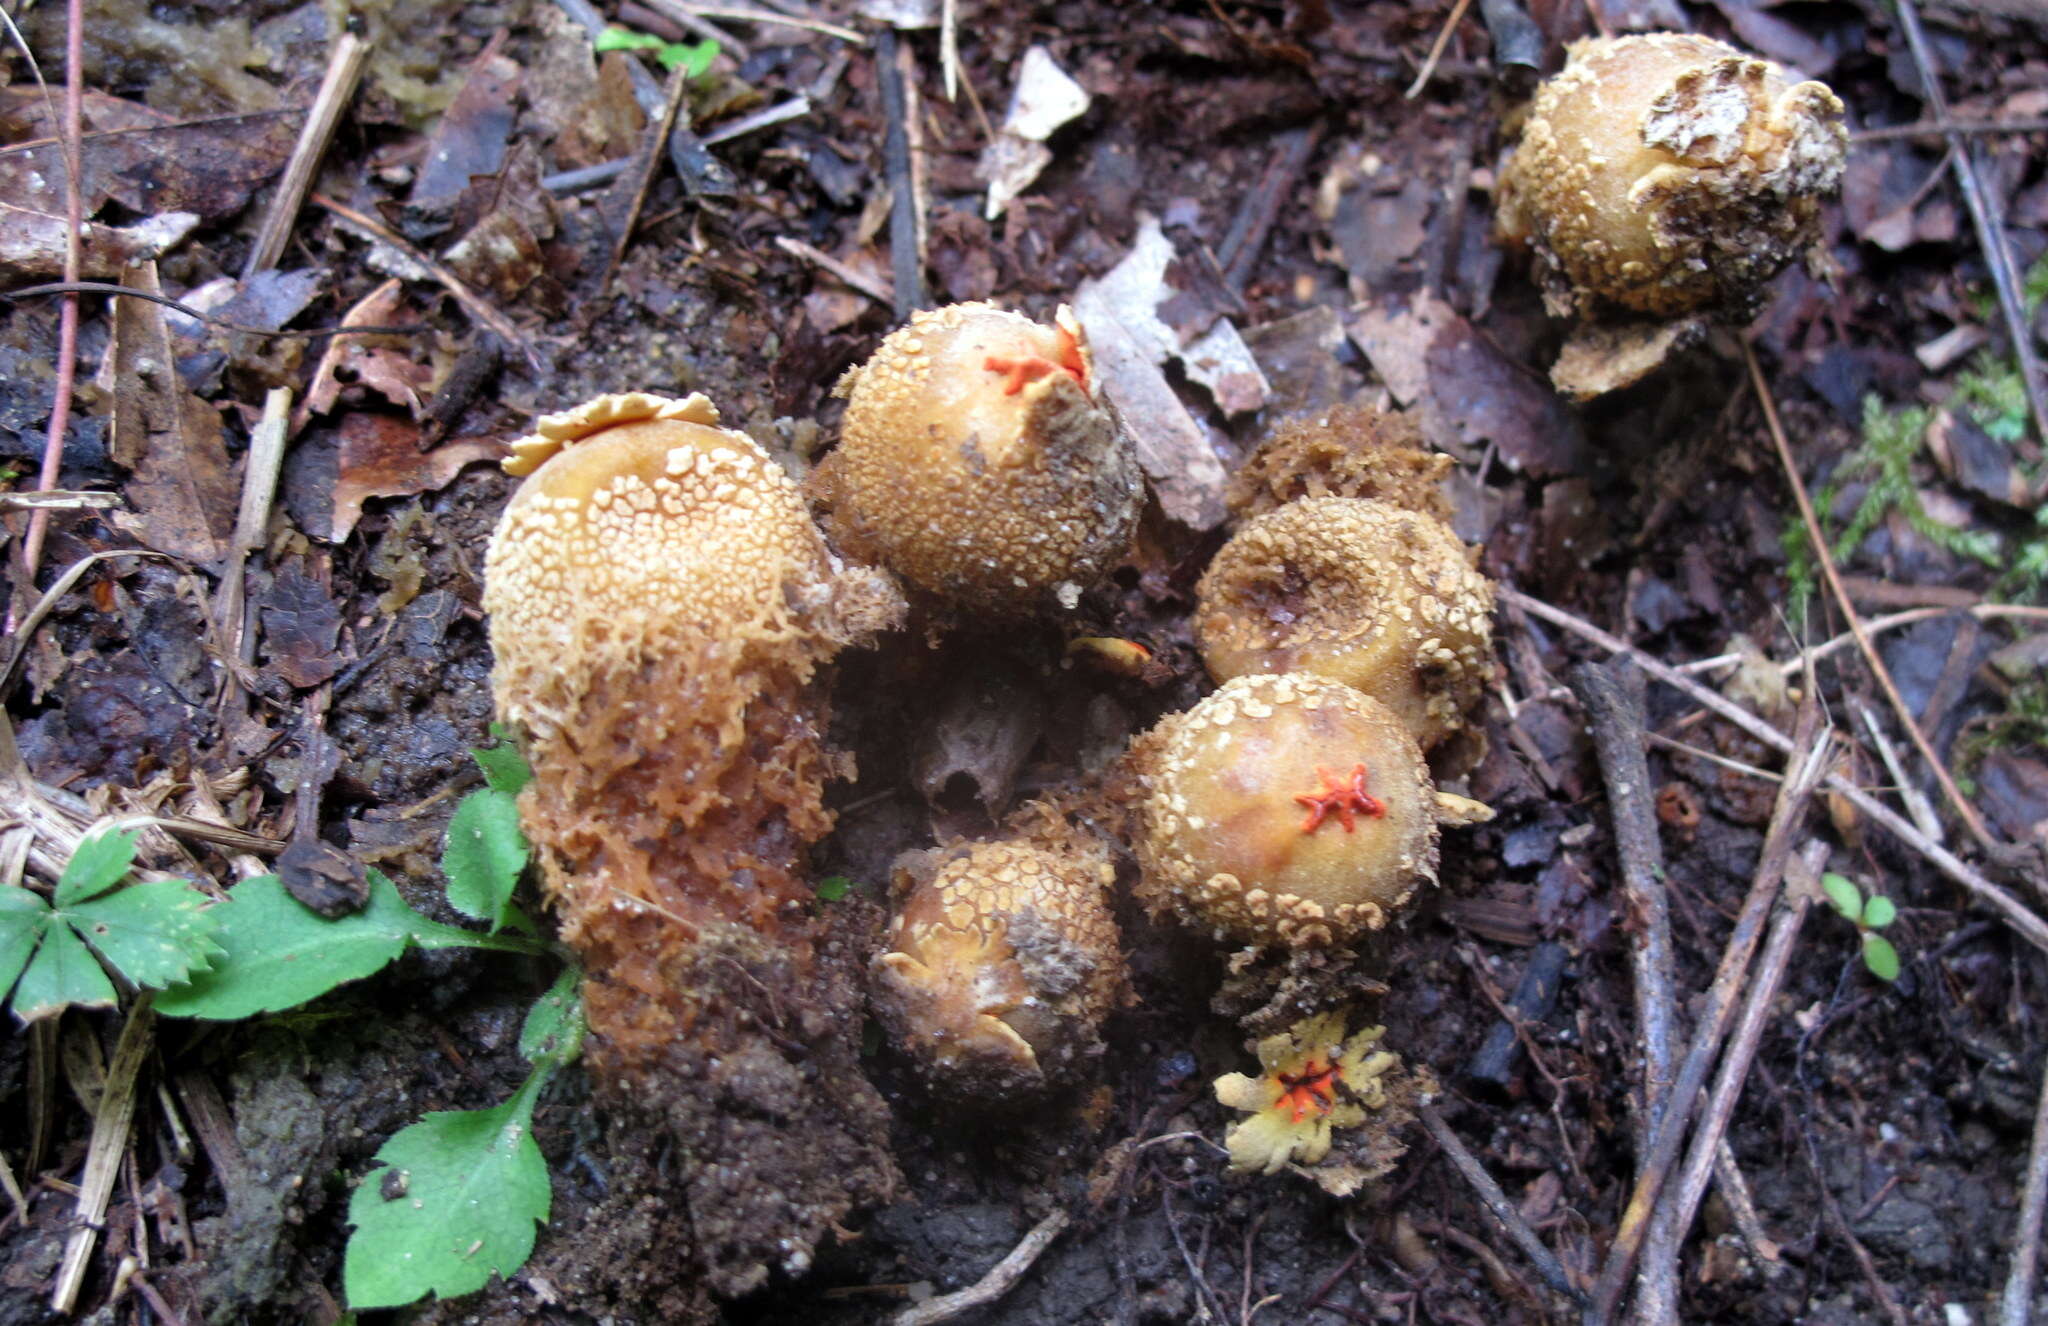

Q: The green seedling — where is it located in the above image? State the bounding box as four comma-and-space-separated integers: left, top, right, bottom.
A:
593, 25, 720, 77
0, 825, 222, 1021
1820, 872, 1901, 982
147, 736, 579, 1311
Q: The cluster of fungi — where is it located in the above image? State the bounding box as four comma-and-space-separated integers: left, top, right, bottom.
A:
479, 28, 1843, 1290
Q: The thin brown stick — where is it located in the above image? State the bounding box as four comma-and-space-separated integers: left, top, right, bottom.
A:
311, 194, 535, 369
1855, 115, 2048, 141
1569, 661, 1680, 1162
244, 33, 368, 278
1635, 840, 1825, 1322
20, 0, 87, 591
635, 0, 749, 55
51, 997, 154, 1312
1581, 702, 1832, 1326
890, 1208, 1069, 1326
599, 62, 691, 298
774, 236, 893, 306
654, 0, 861, 42
1405, 0, 1476, 99
876, 30, 926, 318
1745, 341, 2003, 859
1674, 603, 2048, 679
1418, 1104, 1583, 1303
1498, 586, 2048, 954
2003, 1049, 2048, 1326
1, 282, 429, 338
1891, 0, 2048, 480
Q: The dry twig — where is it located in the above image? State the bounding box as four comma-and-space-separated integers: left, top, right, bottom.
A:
244, 33, 369, 278
1569, 660, 1680, 1162
774, 236, 894, 306
51, 998, 154, 1312
876, 30, 927, 318
2004, 1049, 2048, 1326
1744, 342, 2007, 863
1499, 585, 2048, 955
1582, 699, 1832, 1325
1418, 1103, 1583, 1303
1891, 0, 2048, 480
890, 1209, 1069, 1326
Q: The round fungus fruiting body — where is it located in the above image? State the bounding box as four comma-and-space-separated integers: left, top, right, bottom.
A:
1124, 674, 1439, 949
1495, 33, 1846, 323
816, 301, 1141, 618
1227, 402, 1453, 525
484, 391, 903, 1297
1194, 497, 1494, 754
870, 827, 1123, 1102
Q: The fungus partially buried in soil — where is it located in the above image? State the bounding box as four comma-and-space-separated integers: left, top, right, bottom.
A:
813, 301, 1142, 618
1494, 33, 1846, 398
1121, 673, 1447, 949
1195, 497, 1494, 756
484, 391, 904, 1298
1227, 401, 1454, 525
870, 817, 1123, 1102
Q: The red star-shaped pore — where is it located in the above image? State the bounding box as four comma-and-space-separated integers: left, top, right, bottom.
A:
1293, 764, 1387, 834
983, 324, 1087, 395
1276, 1057, 1340, 1123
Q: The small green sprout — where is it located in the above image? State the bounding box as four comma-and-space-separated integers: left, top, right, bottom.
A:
814, 875, 853, 903
593, 26, 720, 77
1821, 872, 1900, 982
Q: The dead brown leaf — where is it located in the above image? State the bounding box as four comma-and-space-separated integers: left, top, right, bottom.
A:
0, 202, 199, 279
0, 104, 297, 222
259, 558, 345, 689
330, 412, 506, 542
101, 262, 237, 564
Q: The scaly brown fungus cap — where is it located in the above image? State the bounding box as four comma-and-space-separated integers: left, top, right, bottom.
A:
818, 301, 1141, 617
1495, 33, 1846, 320
486, 391, 840, 740
1195, 497, 1494, 753
1227, 402, 1453, 525
1125, 674, 1439, 949
871, 829, 1122, 1101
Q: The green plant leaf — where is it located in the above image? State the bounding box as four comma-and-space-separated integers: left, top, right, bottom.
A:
0, 887, 50, 1009
12, 922, 116, 1021
1860, 895, 1897, 930
67, 878, 221, 989
1820, 873, 1864, 923
593, 26, 665, 52
158, 871, 550, 1020
442, 789, 527, 932
56, 826, 140, 907
814, 875, 851, 903
472, 739, 532, 798
518, 965, 584, 1069
1862, 933, 1901, 982
656, 38, 719, 77
343, 1077, 551, 1309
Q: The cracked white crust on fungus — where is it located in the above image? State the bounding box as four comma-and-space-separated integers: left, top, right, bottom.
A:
1495, 33, 1846, 323
870, 826, 1123, 1102
1194, 497, 1494, 753
815, 301, 1141, 618
1123, 674, 1439, 950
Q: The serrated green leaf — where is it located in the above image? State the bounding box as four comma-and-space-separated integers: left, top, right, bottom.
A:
814, 875, 851, 902
0, 887, 50, 1009
1820, 873, 1864, 923
1862, 933, 1901, 982
66, 879, 221, 989
518, 965, 584, 1068
56, 826, 140, 907
155, 874, 415, 1019
12, 922, 115, 1021
472, 741, 532, 797
1861, 895, 1897, 930
343, 1082, 551, 1309
593, 26, 664, 52
442, 790, 526, 932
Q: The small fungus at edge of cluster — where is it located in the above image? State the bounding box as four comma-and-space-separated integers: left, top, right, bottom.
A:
1123, 673, 1440, 950
870, 828, 1124, 1103
1213, 1009, 1399, 1175
1494, 33, 1846, 398
815, 301, 1142, 619
1226, 401, 1454, 525
1195, 497, 1495, 755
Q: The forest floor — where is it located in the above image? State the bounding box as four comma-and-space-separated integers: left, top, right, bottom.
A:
2, 0, 2048, 1323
